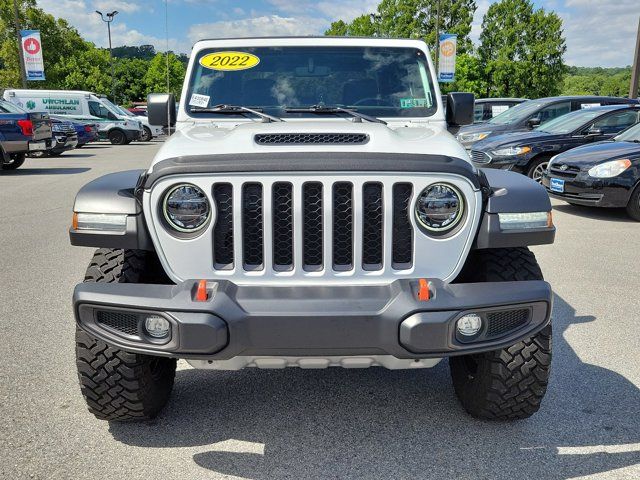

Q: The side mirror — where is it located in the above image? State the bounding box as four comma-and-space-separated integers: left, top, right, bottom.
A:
446, 92, 474, 127
527, 117, 541, 128
586, 126, 603, 136
147, 93, 176, 128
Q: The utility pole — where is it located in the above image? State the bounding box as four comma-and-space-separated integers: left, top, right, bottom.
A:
96, 10, 119, 102
630, 17, 640, 99
13, 0, 27, 87
434, 0, 441, 75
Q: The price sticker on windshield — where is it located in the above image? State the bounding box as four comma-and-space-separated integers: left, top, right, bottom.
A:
199, 51, 260, 71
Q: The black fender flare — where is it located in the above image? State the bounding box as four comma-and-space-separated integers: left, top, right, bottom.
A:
475, 168, 555, 249
69, 169, 154, 250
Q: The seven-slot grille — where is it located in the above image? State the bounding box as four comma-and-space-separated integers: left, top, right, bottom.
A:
211, 180, 414, 273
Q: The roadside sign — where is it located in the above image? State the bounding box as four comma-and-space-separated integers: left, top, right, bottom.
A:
438, 34, 457, 83
20, 30, 45, 81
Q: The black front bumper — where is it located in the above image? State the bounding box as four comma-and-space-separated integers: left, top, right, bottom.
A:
542, 172, 635, 207
74, 279, 553, 360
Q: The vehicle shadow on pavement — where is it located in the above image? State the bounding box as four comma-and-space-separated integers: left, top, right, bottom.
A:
109, 294, 640, 479
553, 203, 634, 223
57, 153, 96, 158
1, 167, 90, 176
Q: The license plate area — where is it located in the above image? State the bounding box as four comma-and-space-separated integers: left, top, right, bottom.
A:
28, 142, 46, 151
550, 178, 565, 193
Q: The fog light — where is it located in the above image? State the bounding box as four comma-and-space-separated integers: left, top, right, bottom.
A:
456, 314, 482, 336
144, 315, 170, 338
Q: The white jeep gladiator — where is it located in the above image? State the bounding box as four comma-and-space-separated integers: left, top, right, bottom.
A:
70, 37, 555, 421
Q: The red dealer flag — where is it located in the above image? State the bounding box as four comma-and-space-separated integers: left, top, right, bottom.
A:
20, 30, 45, 81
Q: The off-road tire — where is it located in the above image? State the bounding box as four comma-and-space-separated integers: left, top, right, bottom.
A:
626, 184, 640, 221
1, 153, 26, 170
140, 126, 152, 142
108, 129, 127, 145
450, 247, 552, 420
76, 249, 176, 421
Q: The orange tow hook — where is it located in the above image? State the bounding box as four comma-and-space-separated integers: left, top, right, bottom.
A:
417, 278, 431, 301
195, 280, 208, 302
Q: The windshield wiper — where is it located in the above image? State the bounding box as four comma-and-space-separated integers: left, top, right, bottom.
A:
190, 104, 284, 123
285, 104, 387, 125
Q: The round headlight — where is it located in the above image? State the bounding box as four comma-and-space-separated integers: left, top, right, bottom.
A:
415, 183, 464, 233
163, 184, 211, 232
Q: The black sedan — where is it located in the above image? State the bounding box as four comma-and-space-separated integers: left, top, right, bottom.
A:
457, 95, 638, 149
542, 122, 640, 221
470, 105, 640, 182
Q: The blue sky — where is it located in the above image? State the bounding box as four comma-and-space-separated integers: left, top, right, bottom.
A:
38, 0, 639, 67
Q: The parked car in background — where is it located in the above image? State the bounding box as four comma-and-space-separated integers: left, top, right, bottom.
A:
470, 105, 640, 182
473, 98, 526, 123
30, 117, 78, 157
542, 121, 640, 220
3, 89, 142, 145
52, 115, 98, 148
114, 103, 164, 142
0, 99, 52, 170
457, 96, 639, 149
128, 106, 147, 116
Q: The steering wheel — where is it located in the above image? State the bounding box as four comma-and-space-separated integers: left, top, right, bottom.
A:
352, 97, 393, 107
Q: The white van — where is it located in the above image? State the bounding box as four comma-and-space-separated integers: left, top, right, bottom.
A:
2, 89, 142, 145
98, 96, 164, 142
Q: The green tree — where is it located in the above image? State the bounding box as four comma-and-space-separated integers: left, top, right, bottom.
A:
115, 58, 149, 102
440, 52, 484, 95
477, 0, 566, 97
325, 0, 477, 55
144, 53, 186, 98
561, 67, 635, 97
0, 0, 89, 89
56, 45, 112, 94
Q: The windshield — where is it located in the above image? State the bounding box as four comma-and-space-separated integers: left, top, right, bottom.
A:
488, 100, 543, 125
115, 105, 135, 117
100, 98, 127, 117
186, 46, 437, 118
536, 108, 606, 134
0, 100, 27, 114
614, 122, 640, 142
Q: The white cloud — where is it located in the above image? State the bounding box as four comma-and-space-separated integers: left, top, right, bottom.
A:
94, 0, 141, 14
188, 15, 328, 43
38, 0, 186, 53
559, 0, 639, 67
470, 0, 490, 44
468, 0, 638, 67
37, 0, 640, 67
268, 0, 378, 22
316, 1, 380, 21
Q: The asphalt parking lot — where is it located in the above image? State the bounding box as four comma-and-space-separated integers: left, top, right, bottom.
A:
0, 141, 639, 480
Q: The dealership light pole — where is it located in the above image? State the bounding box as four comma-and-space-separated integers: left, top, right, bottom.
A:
95, 10, 119, 101
630, 17, 640, 99
13, 0, 27, 87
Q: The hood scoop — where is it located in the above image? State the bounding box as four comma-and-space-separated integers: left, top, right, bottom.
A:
254, 133, 369, 145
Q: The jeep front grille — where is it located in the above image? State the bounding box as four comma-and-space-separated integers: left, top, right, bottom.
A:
146, 173, 481, 285
211, 178, 413, 273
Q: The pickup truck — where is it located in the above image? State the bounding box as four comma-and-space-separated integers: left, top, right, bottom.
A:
0, 99, 52, 170
70, 37, 556, 422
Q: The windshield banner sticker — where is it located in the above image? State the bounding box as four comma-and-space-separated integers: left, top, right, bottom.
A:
400, 98, 430, 108
189, 93, 210, 108
199, 52, 260, 71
